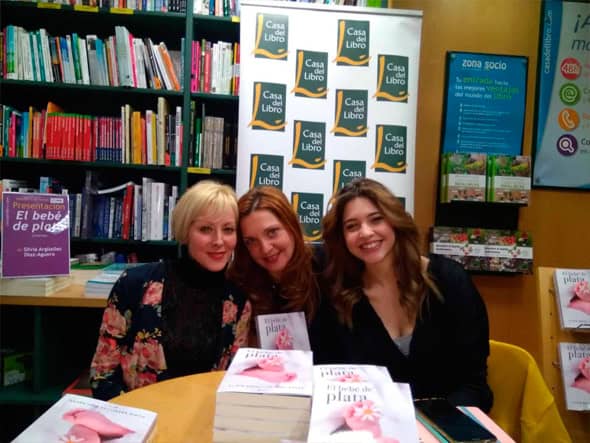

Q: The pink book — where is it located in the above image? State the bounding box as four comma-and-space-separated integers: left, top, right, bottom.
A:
127, 31, 137, 87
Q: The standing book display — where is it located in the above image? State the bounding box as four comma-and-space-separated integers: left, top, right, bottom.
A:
553, 268, 590, 330
255, 311, 311, 351
213, 348, 313, 443
558, 342, 590, 412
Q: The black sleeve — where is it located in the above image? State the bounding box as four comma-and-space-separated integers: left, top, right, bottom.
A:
435, 256, 493, 412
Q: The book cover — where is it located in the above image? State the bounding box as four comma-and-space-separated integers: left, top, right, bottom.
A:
486, 155, 531, 204
553, 268, 590, 330
558, 342, 590, 411
12, 393, 157, 442
313, 364, 392, 385
443, 152, 486, 202
308, 366, 419, 443
255, 311, 311, 351
217, 348, 313, 397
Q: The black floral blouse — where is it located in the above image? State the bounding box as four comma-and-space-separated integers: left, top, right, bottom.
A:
90, 257, 251, 400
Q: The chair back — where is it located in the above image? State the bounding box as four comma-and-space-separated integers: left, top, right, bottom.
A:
487, 340, 571, 443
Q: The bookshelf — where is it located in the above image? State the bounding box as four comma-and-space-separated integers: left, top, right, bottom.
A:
0, 0, 241, 417
1, 0, 240, 262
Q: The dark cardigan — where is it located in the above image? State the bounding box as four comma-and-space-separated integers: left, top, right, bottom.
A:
311, 254, 493, 412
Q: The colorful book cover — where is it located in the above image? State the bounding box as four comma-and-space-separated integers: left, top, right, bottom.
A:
12, 393, 157, 442
553, 268, 590, 330
217, 348, 313, 397
486, 155, 531, 204
443, 152, 486, 202
558, 342, 590, 411
255, 311, 311, 351
308, 365, 419, 443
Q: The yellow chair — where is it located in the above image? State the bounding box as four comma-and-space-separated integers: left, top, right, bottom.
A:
487, 340, 571, 443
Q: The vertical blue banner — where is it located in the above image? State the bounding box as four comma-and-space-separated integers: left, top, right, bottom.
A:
533, 0, 590, 189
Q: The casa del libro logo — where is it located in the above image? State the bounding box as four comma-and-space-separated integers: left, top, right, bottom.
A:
332, 89, 368, 137
289, 121, 326, 169
250, 154, 283, 189
334, 19, 370, 66
253, 13, 288, 60
292, 192, 324, 242
292, 50, 328, 98
332, 160, 366, 196
249, 82, 287, 131
372, 125, 407, 173
374, 55, 409, 102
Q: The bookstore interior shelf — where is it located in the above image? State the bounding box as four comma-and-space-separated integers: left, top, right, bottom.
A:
1, 0, 241, 410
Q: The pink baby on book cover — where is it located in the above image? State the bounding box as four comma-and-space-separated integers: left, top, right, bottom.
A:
61, 408, 133, 442
238, 355, 297, 383
569, 280, 590, 315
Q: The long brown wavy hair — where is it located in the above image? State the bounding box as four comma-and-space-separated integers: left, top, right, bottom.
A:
228, 187, 319, 324
322, 178, 439, 327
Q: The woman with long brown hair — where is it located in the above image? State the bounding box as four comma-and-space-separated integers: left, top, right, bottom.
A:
320, 178, 493, 411
228, 186, 321, 343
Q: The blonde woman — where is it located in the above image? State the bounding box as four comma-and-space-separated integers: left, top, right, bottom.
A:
90, 181, 251, 400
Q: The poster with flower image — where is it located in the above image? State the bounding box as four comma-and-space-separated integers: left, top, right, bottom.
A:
256, 311, 311, 351
558, 342, 590, 411
308, 365, 419, 443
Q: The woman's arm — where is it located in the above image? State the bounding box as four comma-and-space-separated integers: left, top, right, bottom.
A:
89, 275, 134, 400
441, 259, 493, 412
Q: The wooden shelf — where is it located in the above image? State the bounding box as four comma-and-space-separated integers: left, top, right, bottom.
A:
536, 267, 589, 443
0, 285, 106, 308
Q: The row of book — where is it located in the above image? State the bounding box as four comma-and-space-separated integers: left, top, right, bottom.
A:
76, 177, 179, 241
5, 0, 187, 13
190, 39, 239, 96
430, 226, 533, 274
3, 25, 183, 91
190, 101, 237, 169
0, 98, 184, 166
440, 153, 531, 204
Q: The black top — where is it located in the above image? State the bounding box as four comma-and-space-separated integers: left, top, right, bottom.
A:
161, 256, 226, 378
312, 254, 493, 412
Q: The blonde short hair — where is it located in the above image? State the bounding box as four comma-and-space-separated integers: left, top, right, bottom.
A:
172, 180, 238, 244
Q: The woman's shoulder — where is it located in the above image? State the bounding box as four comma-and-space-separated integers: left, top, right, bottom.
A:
427, 254, 470, 283
120, 261, 165, 283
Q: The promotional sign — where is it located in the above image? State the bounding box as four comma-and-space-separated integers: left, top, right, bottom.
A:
533, 0, 590, 189
1, 193, 70, 278
237, 1, 422, 221
441, 51, 528, 156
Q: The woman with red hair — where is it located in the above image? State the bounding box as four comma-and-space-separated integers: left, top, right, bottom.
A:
228, 186, 321, 344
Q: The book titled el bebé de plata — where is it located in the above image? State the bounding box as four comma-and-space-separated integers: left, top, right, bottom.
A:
12, 393, 157, 442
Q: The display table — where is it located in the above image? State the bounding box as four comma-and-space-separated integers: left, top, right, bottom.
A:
110, 372, 514, 443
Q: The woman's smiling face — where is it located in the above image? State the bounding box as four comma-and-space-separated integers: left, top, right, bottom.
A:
240, 209, 295, 280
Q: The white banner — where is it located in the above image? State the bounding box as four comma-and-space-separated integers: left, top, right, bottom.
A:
237, 0, 422, 240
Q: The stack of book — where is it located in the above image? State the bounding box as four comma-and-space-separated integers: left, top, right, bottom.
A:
308, 364, 419, 443
84, 263, 144, 298
213, 348, 313, 443
0, 275, 72, 296
12, 393, 157, 443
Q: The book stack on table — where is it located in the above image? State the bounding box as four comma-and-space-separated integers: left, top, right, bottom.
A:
213, 348, 313, 443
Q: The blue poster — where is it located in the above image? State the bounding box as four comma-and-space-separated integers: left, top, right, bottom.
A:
442, 52, 527, 155
533, 0, 590, 189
